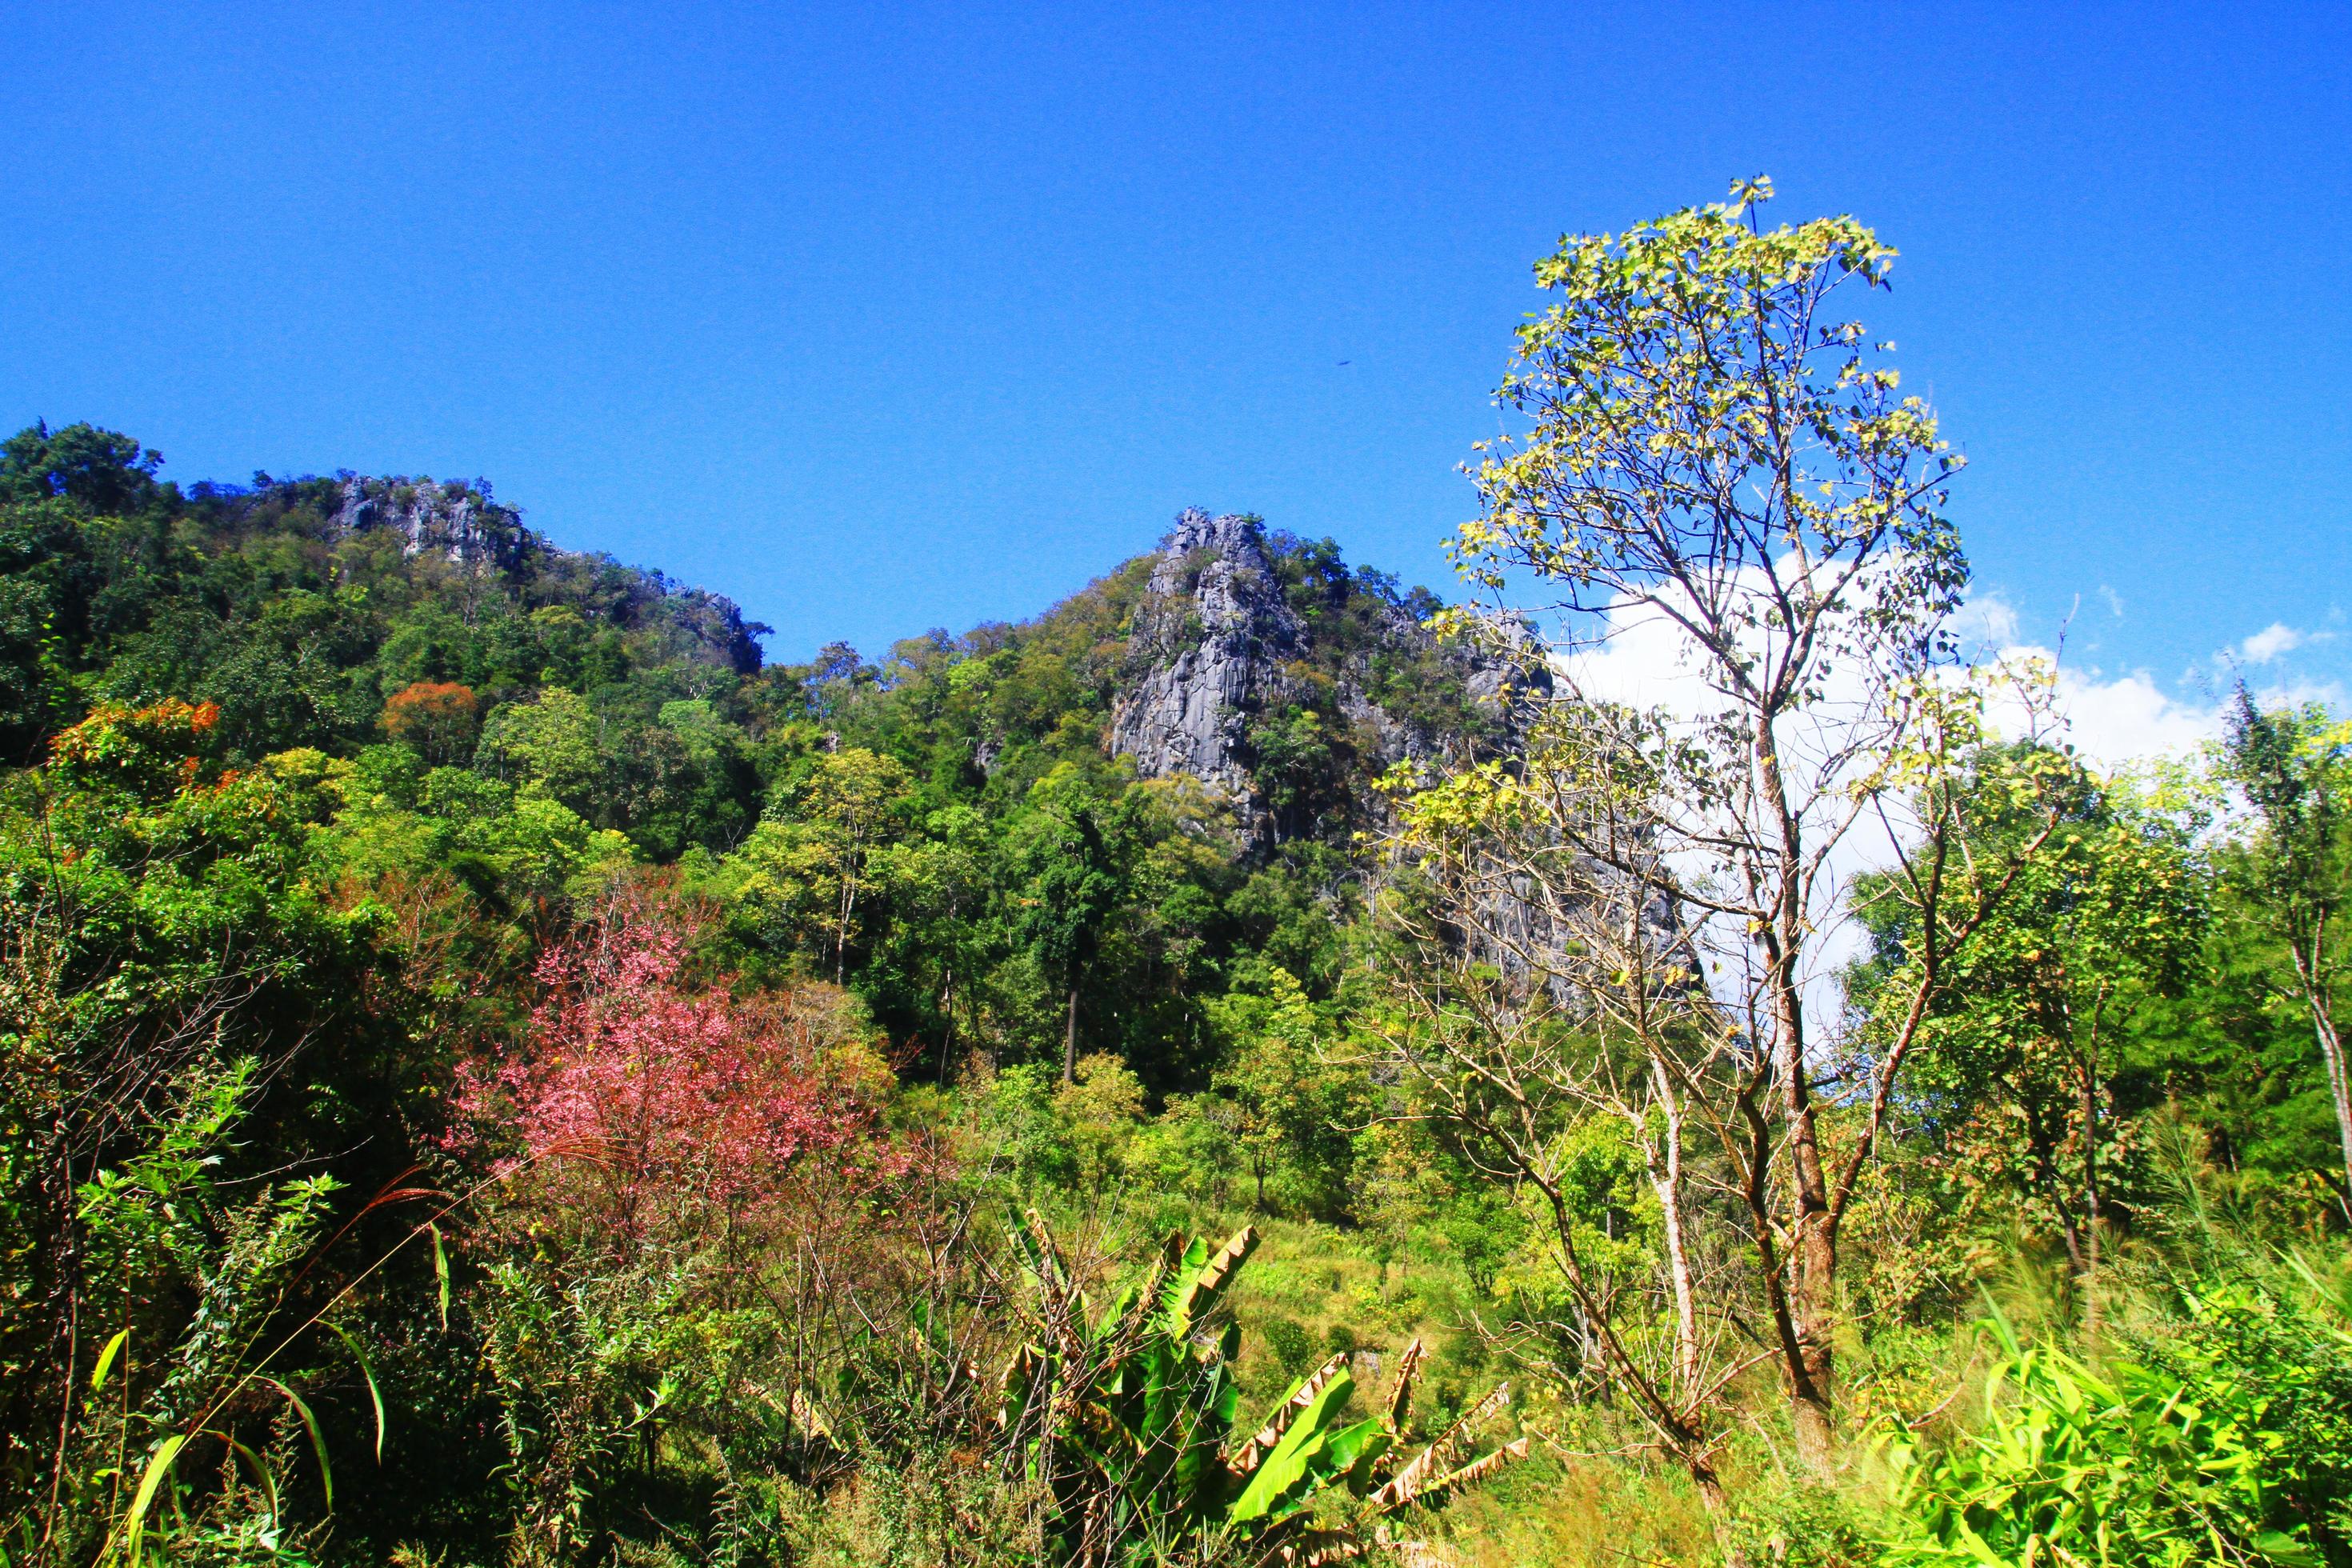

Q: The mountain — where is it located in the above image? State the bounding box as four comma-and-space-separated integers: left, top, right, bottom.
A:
0, 426, 771, 773
0, 420, 1544, 1087
2, 425, 1523, 851
1111, 507, 1542, 846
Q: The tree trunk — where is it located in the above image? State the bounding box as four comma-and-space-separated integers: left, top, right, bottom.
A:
1694, 1462, 1746, 1568
2021, 1093, 2087, 1274
837, 877, 854, 987
2078, 1054, 2102, 1337
2318, 1007, 2352, 1214
2068, 990, 2107, 1337
1539, 1185, 1726, 1530
2294, 943, 2352, 1211
1756, 728, 1838, 1468
1062, 985, 1079, 1085
1647, 1055, 1702, 1399
938, 967, 954, 1083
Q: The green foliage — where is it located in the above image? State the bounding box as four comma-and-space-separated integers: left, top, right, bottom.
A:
0, 421, 1473, 1118
1882, 1295, 2352, 1567
0, 420, 163, 514
10, 1056, 365, 1566
2217, 693, 2352, 1202
997, 1222, 1525, 1566
1853, 745, 2210, 1272
1258, 1317, 1317, 1381
1459, 175, 1966, 641
1723, 1481, 1874, 1568
1206, 969, 1370, 1221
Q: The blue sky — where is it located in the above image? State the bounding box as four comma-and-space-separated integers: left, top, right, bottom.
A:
4, 2, 2347, 728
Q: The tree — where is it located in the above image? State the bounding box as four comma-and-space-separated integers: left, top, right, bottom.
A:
1207, 969, 1366, 1218
1436, 178, 2027, 1464
0, 420, 162, 514
452, 893, 892, 1558
1852, 746, 2206, 1322
872, 802, 996, 1077
0, 494, 97, 760
460, 893, 882, 1246
800, 747, 916, 984
724, 746, 914, 983
382, 679, 481, 764
0, 699, 432, 1555
1384, 725, 1750, 1528
1008, 771, 1136, 1084
2221, 690, 2352, 1210
476, 686, 602, 806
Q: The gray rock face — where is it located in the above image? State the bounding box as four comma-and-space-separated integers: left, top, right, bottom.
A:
323, 474, 765, 670
330, 475, 529, 570
1110, 509, 1546, 843
1112, 510, 1305, 818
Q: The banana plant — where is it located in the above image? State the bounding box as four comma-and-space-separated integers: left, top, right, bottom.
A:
998, 1217, 1527, 1566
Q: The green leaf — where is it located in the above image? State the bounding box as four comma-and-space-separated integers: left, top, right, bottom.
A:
119, 1432, 186, 1563
1166, 1225, 1257, 1341
329, 1322, 386, 1462
1229, 1368, 1354, 1524
428, 1221, 450, 1331
1325, 1418, 1392, 1493
89, 1328, 129, 1396
264, 1378, 334, 1512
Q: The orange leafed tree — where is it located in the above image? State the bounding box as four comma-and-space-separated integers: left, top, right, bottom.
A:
382, 680, 480, 763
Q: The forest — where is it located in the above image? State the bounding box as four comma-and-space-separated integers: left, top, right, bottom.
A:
2, 182, 2348, 1568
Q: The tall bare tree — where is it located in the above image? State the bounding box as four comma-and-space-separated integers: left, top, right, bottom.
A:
1412, 178, 2054, 1466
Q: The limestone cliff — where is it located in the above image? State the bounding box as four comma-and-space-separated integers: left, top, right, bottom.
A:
1110, 508, 1544, 843
328, 474, 767, 672
331, 474, 532, 570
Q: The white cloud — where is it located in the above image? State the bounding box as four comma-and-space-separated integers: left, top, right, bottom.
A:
1950, 590, 2022, 651
1528, 574, 2352, 1056
1989, 656, 2224, 766
1549, 589, 2225, 770
1546, 574, 2027, 1042
2098, 585, 2125, 621
2239, 622, 2306, 664
1536, 580, 2286, 1045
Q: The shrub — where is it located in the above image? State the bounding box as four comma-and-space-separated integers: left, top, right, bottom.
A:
1725, 1480, 1874, 1568
997, 1222, 1529, 1566
458, 890, 889, 1244
450, 891, 902, 1562
1881, 1300, 2351, 1567
1261, 1314, 1317, 1379
46, 696, 220, 797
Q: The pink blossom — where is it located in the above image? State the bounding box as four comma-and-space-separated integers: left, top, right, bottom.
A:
457, 897, 882, 1238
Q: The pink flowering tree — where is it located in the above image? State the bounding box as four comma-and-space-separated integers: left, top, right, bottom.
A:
461, 891, 889, 1250
448, 894, 904, 1554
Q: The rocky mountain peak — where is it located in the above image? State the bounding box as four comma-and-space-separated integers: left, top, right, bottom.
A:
1110, 508, 1546, 845
1111, 510, 1302, 815
331, 474, 531, 570
322, 474, 763, 670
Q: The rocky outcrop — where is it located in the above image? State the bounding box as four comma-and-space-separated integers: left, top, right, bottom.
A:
1111, 509, 1546, 843
324, 474, 766, 671
1112, 510, 1306, 814
330, 475, 531, 570
317, 479, 762, 677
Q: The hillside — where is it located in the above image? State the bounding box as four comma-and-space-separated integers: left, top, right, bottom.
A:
3, 401, 2349, 1568
0, 422, 1525, 1086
